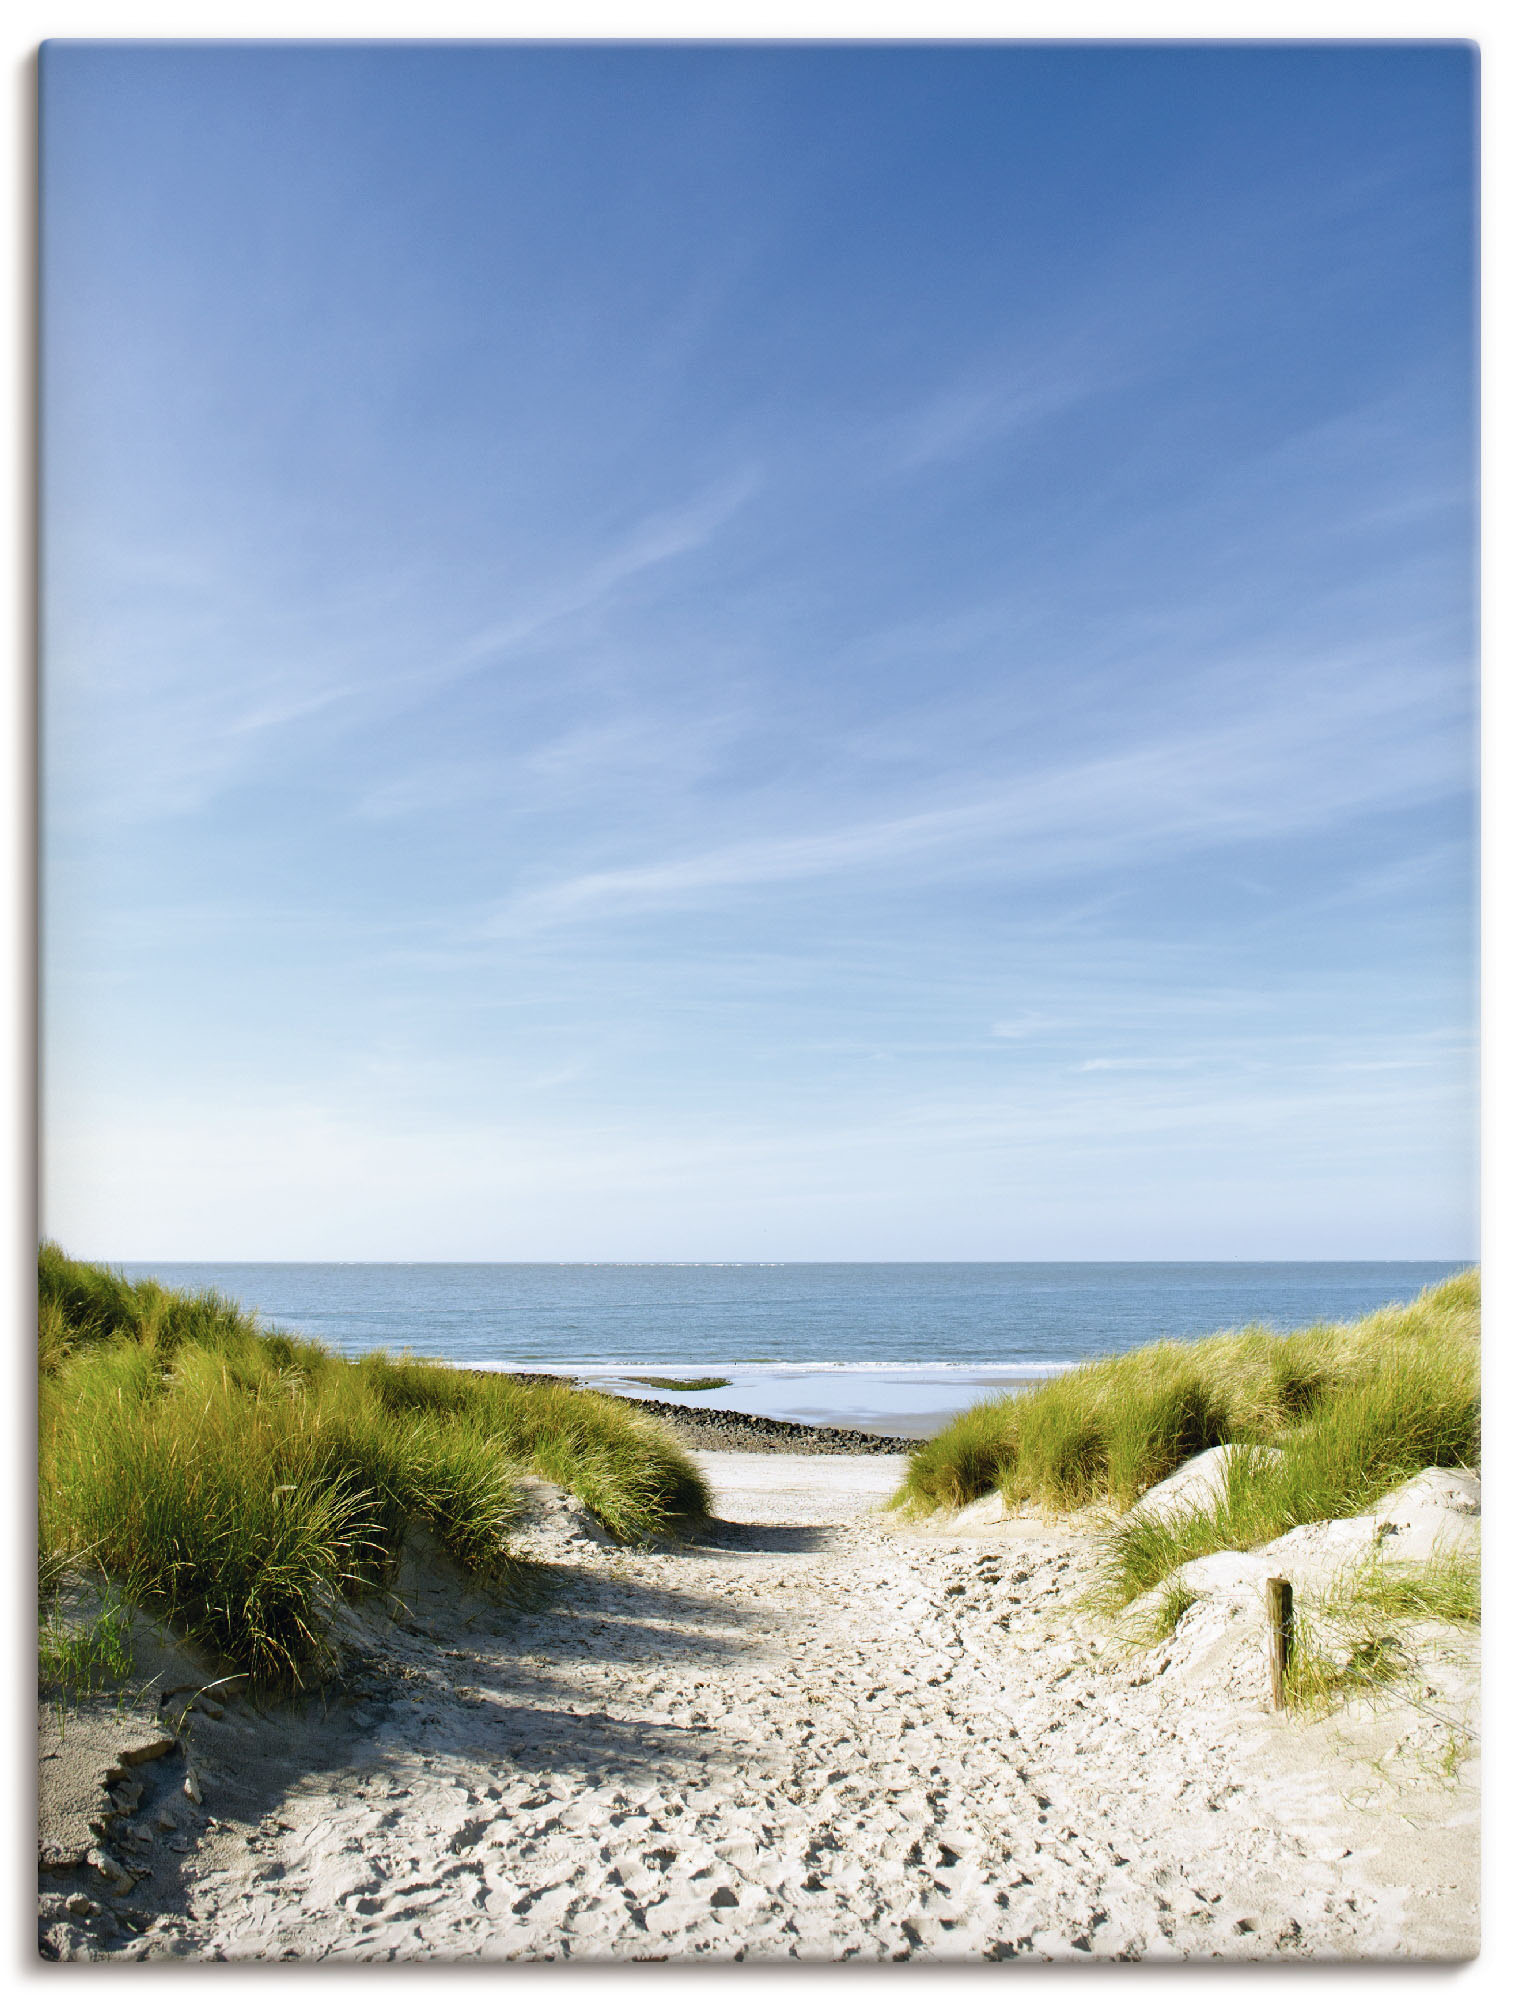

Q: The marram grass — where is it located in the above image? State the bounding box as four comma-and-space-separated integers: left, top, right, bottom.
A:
38, 1589, 135, 1697
1100, 1321, 1478, 1605
38, 1246, 711, 1687
1280, 1547, 1480, 1715
895, 1271, 1479, 1600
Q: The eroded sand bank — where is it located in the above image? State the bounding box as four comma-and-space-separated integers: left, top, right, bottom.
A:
39, 1451, 1478, 1962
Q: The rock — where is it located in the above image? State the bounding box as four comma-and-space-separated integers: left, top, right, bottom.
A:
86, 1846, 132, 1887
65, 1894, 99, 1919
118, 1731, 178, 1766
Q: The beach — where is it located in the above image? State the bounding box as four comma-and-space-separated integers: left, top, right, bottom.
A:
39, 1447, 1478, 1962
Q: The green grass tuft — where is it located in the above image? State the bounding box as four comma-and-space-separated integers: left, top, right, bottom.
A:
1283, 1619, 1407, 1712
896, 1273, 1478, 1569
1279, 1549, 1479, 1715
1341, 1547, 1480, 1627
1133, 1577, 1201, 1648
894, 1345, 1241, 1516
1100, 1353, 1478, 1607
39, 1590, 135, 1696
1313, 1545, 1480, 1637
39, 1245, 711, 1687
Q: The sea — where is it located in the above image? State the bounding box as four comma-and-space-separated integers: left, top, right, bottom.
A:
118, 1260, 1467, 1439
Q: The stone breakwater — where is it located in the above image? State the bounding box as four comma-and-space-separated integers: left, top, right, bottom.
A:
458, 1373, 911, 1455
602, 1396, 913, 1456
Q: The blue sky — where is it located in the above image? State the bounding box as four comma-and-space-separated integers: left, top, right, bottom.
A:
40, 41, 1477, 1260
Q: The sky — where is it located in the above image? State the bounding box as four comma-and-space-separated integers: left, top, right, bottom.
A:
39, 40, 1478, 1261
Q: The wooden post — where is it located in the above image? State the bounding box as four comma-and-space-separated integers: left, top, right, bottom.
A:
1266, 1575, 1293, 1710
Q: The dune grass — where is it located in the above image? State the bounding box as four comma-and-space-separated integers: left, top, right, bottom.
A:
1339, 1544, 1480, 1627
1131, 1577, 1202, 1649
38, 1246, 710, 1687
895, 1273, 1479, 1605
38, 1589, 135, 1697
1278, 1547, 1480, 1715
1101, 1355, 1478, 1605
350, 1353, 712, 1541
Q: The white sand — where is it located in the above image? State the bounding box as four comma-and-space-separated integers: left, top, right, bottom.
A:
51, 1452, 1478, 1962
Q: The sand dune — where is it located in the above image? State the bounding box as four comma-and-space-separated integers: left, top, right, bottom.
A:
39, 1452, 1477, 1961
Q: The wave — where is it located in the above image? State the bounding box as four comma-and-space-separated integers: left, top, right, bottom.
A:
459, 1358, 1076, 1378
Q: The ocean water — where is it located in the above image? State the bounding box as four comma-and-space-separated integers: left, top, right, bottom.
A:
119, 1260, 1467, 1437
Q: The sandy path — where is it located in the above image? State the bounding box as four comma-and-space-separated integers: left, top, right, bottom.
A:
102, 1454, 1475, 1962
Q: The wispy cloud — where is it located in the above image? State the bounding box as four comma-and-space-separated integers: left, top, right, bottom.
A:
48, 470, 760, 830
352, 709, 746, 823
483, 662, 1469, 933
451, 471, 759, 671
225, 685, 352, 736
1077, 1057, 1196, 1072
893, 368, 1101, 471
1332, 1057, 1438, 1073
884, 274, 1167, 475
